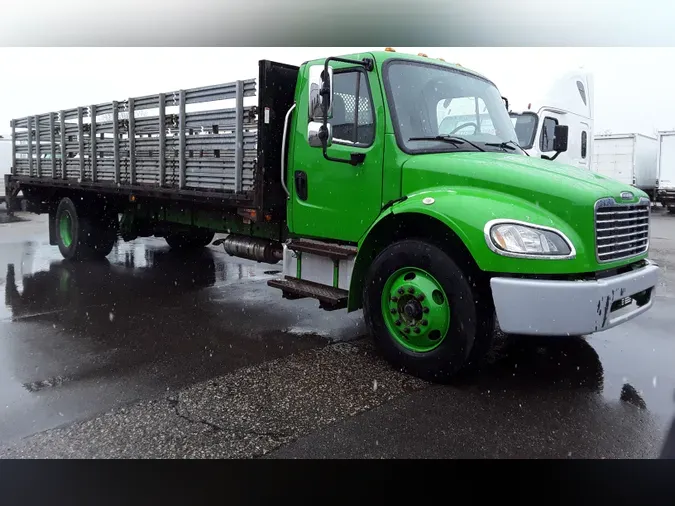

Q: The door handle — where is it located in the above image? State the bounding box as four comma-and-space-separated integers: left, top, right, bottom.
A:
294, 171, 308, 201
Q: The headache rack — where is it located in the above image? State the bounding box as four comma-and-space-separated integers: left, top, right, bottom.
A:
7, 60, 299, 217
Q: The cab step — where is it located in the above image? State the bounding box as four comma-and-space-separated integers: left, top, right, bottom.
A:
267, 276, 348, 311
287, 239, 357, 260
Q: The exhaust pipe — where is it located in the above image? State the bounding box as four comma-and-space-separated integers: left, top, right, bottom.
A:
215, 234, 283, 264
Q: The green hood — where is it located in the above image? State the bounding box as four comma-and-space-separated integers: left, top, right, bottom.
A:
400, 151, 649, 272
402, 151, 647, 217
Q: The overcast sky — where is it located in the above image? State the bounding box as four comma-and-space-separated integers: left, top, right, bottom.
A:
0, 47, 672, 137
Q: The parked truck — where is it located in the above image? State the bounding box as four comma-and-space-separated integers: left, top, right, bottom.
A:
592, 133, 659, 202
1, 137, 11, 204
4, 49, 659, 382
657, 131, 675, 212
509, 70, 594, 169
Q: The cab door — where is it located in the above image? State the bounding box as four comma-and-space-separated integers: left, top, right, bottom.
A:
288, 57, 385, 243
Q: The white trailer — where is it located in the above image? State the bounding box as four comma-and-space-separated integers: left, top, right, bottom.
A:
657, 131, 675, 212
592, 133, 659, 201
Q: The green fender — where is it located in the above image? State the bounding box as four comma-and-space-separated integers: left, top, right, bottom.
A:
347, 185, 593, 311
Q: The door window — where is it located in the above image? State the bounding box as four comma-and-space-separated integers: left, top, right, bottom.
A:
331, 70, 375, 146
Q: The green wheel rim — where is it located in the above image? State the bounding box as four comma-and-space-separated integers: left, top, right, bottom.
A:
381, 267, 450, 353
59, 211, 73, 248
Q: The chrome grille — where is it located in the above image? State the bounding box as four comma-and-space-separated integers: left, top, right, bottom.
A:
595, 198, 650, 263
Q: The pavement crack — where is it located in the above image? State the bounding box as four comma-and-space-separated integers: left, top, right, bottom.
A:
170, 399, 225, 433
168, 397, 290, 443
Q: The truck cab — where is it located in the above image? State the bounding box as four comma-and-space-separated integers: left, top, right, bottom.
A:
509, 70, 594, 169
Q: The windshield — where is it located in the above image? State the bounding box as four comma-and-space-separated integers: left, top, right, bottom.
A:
384, 60, 522, 153
509, 112, 538, 150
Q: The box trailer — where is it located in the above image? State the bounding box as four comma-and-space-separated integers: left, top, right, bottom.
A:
4, 49, 659, 383
592, 133, 659, 201
657, 131, 675, 211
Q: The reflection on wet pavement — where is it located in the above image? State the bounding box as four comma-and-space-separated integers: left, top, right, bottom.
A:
0, 229, 364, 444
479, 333, 606, 393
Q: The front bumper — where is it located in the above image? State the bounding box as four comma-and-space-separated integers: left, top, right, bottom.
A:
490, 260, 660, 336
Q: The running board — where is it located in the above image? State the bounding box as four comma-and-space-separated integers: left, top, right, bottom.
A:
287, 239, 357, 260
267, 276, 348, 311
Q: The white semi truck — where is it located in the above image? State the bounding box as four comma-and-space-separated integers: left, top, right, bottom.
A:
592, 133, 659, 202
509, 70, 594, 169
656, 131, 675, 212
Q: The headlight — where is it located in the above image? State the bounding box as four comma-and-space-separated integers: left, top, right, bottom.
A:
484, 220, 575, 258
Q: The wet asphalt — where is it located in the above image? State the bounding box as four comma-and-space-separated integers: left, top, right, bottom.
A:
0, 208, 673, 458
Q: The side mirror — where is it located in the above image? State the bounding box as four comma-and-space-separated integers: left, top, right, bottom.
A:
308, 121, 332, 148
308, 64, 333, 122
553, 124, 569, 153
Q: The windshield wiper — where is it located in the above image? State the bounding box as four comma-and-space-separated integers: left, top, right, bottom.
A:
484, 140, 529, 156
408, 135, 486, 152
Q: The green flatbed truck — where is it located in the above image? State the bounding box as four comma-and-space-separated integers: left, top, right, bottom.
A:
5, 49, 660, 381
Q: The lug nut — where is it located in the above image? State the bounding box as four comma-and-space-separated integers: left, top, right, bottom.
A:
414, 327, 421, 334
408, 287, 415, 294
398, 288, 405, 295
391, 296, 398, 302
423, 307, 429, 314
395, 320, 401, 326
417, 294, 425, 301
404, 327, 411, 334
421, 319, 428, 326
390, 308, 397, 314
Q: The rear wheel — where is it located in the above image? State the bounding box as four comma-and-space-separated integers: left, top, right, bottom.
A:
55, 197, 117, 261
165, 228, 214, 250
363, 239, 494, 383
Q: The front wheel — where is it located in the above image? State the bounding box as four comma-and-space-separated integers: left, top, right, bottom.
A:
363, 239, 495, 383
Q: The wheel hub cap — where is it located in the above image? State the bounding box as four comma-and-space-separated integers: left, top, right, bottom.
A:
403, 300, 423, 320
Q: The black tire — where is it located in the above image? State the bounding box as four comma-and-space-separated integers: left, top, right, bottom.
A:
363, 239, 495, 383
668, 206, 675, 214
55, 197, 117, 261
165, 228, 214, 250
83, 211, 118, 257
